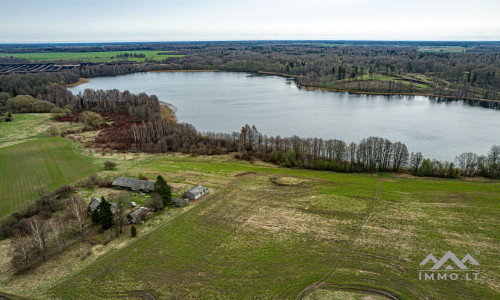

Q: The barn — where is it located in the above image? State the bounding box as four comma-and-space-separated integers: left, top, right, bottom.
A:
112, 177, 155, 193
183, 185, 208, 200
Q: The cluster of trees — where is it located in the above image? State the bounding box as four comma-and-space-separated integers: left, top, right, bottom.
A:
7, 186, 135, 272
113, 53, 146, 59
6, 174, 176, 272
156, 41, 500, 101
3, 94, 56, 113
8, 191, 90, 272
145, 175, 173, 212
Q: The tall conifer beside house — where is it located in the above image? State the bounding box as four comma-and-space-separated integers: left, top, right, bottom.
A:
99, 197, 114, 230
154, 175, 172, 206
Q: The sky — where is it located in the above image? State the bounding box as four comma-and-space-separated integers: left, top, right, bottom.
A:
1, 0, 499, 43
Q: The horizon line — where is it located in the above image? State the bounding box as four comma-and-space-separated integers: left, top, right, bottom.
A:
1, 39, 500, 45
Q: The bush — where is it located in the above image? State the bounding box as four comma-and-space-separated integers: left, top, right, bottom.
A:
6, 95, 55, 113
5, 112, 12, 122
79, 111, 105, 128
79, 173, 100, 188
138, 173, 149, 180
146, 193, 164, 212
104, 160, 117, 170
131, 225, 137, 237
50, 106, 71, 119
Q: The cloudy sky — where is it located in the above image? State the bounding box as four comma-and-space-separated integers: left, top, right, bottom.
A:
1, 0, 499, 43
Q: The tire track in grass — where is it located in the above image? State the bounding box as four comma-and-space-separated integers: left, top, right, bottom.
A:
292, 178, 385, 300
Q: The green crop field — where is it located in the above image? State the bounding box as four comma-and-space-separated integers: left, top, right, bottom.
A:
39, 154, 499, 299
0, 50, 184, 63
0, 113, 52, 148
0, 137, 97, 218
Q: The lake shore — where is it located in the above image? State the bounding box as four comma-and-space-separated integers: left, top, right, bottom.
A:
66, 78, 89, 87
148, 69, 219, 73
302, 85, 500, 104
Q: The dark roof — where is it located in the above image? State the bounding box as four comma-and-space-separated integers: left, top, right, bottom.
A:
89, 198, 101, 211
112, 177, 155, 192
172, 197, 189, 207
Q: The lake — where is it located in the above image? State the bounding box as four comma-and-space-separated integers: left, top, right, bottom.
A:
68, 71, 500, 161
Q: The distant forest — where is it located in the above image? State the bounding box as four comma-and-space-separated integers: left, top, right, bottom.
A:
1, 40, 499, 101
0, 70, 498, 179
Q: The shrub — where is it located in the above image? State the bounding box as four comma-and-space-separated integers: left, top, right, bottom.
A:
146, 193, 164, 212
79, 111, 105, 128
138, 173, 149, 180
131, 225, 137, 237
6, 95, 55, 113
50, 106, 71, 119
103, 160, 117, 170
5, 112, 12, 122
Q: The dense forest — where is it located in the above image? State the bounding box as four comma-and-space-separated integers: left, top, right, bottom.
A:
1, 41, 499, 101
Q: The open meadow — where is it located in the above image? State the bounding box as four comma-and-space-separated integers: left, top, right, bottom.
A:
0, 115, 498, 299
0, 137, 97, 218
0, 50, 184, 63
6, 153, 492, 299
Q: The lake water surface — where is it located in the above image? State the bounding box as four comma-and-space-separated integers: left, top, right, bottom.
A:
68, 71, 500, 161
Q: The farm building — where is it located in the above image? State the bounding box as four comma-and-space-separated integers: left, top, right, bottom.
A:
172, 197, 189, 207
112, 177, 155, 193
129, 207, 148, 224
183, 185, 208, 200
88, 198, 101, 212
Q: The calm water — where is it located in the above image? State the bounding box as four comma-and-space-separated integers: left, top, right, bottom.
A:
68, 71, 500, 161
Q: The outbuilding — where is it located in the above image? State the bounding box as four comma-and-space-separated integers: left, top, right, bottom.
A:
183, 185, 208, 200
112, 177, 155, 193
129, 207, 148, 224
172, 197, 189, 207
88, 198, 101, 212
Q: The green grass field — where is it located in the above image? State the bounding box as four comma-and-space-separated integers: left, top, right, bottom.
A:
0, 137, 97, 218
418, 46, 467, 53
0, 113, 52, 147
36, 154, 498, 299
0, 50, 184, 63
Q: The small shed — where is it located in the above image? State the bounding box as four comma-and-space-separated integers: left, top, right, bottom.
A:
172, 197, 189, 207
129, 207, 148, 224
112, 177, 155, 193
88, 198, 101, 212
184, 185, 209, 200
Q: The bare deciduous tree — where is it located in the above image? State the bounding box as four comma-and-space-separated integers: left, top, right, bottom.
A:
66, 195, 88, 241
26, 216, 47, 262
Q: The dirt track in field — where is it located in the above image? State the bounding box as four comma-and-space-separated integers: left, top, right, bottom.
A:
292, 179, 398, 300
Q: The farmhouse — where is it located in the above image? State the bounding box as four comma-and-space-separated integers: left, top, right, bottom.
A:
112, 177, 155, 193
129, 207, 148, 224
172, 197, 189, 207
88, 198, 101, 212
183, 185, 208, 200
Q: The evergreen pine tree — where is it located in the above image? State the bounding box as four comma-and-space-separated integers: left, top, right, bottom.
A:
99, 197, 114, 230
154, 175, 172, 207
91, 209, 100, 225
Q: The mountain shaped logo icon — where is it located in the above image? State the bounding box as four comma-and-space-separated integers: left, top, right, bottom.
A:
420, 251, 479, 270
